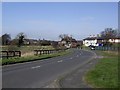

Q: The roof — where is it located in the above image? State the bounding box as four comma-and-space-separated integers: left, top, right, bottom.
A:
83, 37, 98, 40
61, 38, 77, 42
83, 37, 120, 40
24, 39, 38, 42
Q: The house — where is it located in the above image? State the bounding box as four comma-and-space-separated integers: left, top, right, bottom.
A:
59, 38, 71, 48
83, 36, 120, 47
70, 39, 78, 48
108, 38, 120, 43
59, 38, 78, 48
77, 40, 83, 47
83, 37, 99, 47
24, 39, 38, 45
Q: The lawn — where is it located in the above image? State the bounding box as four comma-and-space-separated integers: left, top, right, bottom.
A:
85, 50, 118, 88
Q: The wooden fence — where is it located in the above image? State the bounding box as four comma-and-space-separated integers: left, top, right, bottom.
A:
0, 51, 21, 59
1, 49, 68, 59
34, 49, 67, 56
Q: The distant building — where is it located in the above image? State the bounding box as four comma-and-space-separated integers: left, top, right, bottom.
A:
83, 37, 99, 47
70, 38, 78, 48
59, 38, 71, 48
24, 39, 38, 45
83, 36, 120, 47
77, 40, 83, 46
108, 38, 120, 43
59, 38, 78, 48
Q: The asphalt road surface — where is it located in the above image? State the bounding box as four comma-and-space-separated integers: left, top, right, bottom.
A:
2, 49, 97, 88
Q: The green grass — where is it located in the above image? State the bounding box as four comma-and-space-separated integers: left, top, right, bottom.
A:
112, 43, 120, 48
1, 49, 71, 65
82, 45, 90, 50
85, 51, 118, 88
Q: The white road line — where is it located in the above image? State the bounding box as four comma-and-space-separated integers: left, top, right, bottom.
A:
70, 57, 73, 59
89, 62, 93, 64
45, 85, 49, 88
57, 60, 63, 63
31, 66, 41, 69
76, 55, 79, 57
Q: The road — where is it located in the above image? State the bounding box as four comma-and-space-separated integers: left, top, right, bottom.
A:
2, 49, 97, 88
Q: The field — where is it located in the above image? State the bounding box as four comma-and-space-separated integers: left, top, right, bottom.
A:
85, 50, 118, 88
1, 45, 54, 56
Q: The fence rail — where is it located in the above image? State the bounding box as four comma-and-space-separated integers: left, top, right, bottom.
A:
34, 49, 67, 56
0, 51, 21, 59
1, 49, 68, 59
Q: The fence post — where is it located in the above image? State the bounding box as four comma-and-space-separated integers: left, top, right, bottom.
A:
19, 51, 21, 57
118, 47, 120, 52
7, 51, 9, 59
34, 50, 36, 55
13, 51, 15, 57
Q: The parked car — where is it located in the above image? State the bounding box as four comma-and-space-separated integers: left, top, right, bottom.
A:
89, 45, 95, 50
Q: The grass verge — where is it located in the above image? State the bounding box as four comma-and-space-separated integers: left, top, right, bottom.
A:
85, 51, 118, 88
1, 49, 71, 65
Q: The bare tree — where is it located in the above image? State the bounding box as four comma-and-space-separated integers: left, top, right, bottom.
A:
59, 34, 68, 40
100, 28, 117, 46
101, 28, 117, 39
16, 32, 26, 47
116, 29, 120, 38
59, 34, 73, 41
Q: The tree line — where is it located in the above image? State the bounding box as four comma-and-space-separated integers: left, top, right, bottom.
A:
0, 28, 119, 47
100, 28, 119, 46
1, 32, 26, 47
0, 32, 53, 47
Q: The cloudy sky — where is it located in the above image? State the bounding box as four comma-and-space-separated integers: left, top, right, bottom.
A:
2, 2, 118, 40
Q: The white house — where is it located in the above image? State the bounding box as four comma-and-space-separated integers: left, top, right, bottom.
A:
83, 37, 99, 47
109, 38, 120, 43
83, 37, 120, 47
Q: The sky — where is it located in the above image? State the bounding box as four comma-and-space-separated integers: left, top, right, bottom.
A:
2, 2, 118, 40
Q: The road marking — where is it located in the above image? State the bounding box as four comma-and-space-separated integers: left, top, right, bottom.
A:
76, 55, 79, 57
70, 57, 73, 59
57, 60, 63, 63
45, 85, 49, 88
89, 62, 93, 64
31, 66, 41, 69
54, 80, 57, 82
